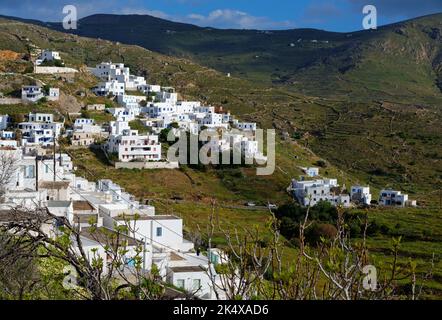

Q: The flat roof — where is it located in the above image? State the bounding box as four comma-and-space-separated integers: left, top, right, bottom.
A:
39, 181, 70, 190
73, 200, 95, 211
170, 266, 206, 273
47, 201, 71, 208
114, 214, 180, 221
80, 227, 143, 247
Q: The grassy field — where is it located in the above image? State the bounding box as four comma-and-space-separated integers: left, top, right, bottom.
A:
364, 207, 442, 297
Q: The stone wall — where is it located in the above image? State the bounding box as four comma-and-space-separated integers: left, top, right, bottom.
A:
115, 161, 180, 170
34, 66, 78, 74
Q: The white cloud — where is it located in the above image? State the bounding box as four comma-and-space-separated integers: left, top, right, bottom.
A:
113, 7, 295, 30
182, 9, 295, 29
118, 8, 171, 20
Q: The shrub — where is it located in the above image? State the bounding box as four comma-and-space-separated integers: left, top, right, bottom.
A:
279, 217, 299, 240
305, 223, 338, 246
315, 160, 327, 168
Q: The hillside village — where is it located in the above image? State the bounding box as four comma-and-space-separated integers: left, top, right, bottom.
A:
0, 43, 428, 299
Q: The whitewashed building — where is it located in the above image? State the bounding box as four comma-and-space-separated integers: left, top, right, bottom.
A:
291, 178, 351, 207
379, 189, 414, 207
351, 186, 372, 205
18, 113, 62, 146
0, 143, 221, 299
21, 86, 44, 102
234, 121, 257, 131
86, 104, 106, 111
302, 167, 319, 177
92, 62, 146, 91
74, 118, 94, 128
48, 88, 60, 101
137, 84, 161, 94
109, 121, 130, 135
106, 130, 161, 162
92, 62, 130, 82
28, 113, 54, 123
93, 80, 125, 97
107, 108, 136, 122
36, 50, 61, 65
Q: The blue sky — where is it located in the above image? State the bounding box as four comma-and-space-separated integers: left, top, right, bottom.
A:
1, 0, 442, 31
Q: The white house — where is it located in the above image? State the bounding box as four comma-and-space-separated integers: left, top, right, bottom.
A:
71, 131, 106, 147
19, 122, 62, 137
48, 88, 60, 101
145, 102, 177, 118
106, 130, 162, 163
157, 91, 178, 104
18, 113, 62, 146
28, 113, 54, 123
36, 50, 61, 65
93, 80, 125, 97
379, 189, 412, 207
21, 86, 44, 102
291, 178, 351, 207
176, 101, 201, 114
107, 108, 136, 122
126, 75, 147, 90
40, 50, 61, 61
302, 167, 319, 177
138, 84, 161, 94
117, 94, 146, 108
351, 186, 372, 205
235, 121, 257, 131
102, 212, 211, 298
0, 130, 13, 139
199, 113, 224, 128
117, 95, 146, 115
92, 62, 130, 82
167, 263, 212, 299
109, 121, 130, 135
86, 104, 106, 111
74, 118, 94, 128
92, 62, 147, 92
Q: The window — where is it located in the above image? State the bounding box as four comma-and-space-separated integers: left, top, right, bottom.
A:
192, 279, 201, 291
156, 227, 163, 237
24, 165, 35, 179
210, 252, 219, 265
176, 279, 185, 289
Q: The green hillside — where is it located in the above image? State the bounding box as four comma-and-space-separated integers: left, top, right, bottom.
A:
0, 16, 441, 297
0, 15, 441, 204
31, 13, 442, 95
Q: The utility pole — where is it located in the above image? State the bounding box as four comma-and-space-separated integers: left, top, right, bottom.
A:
53, 130, 56, 182
35, 156, 39, 191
